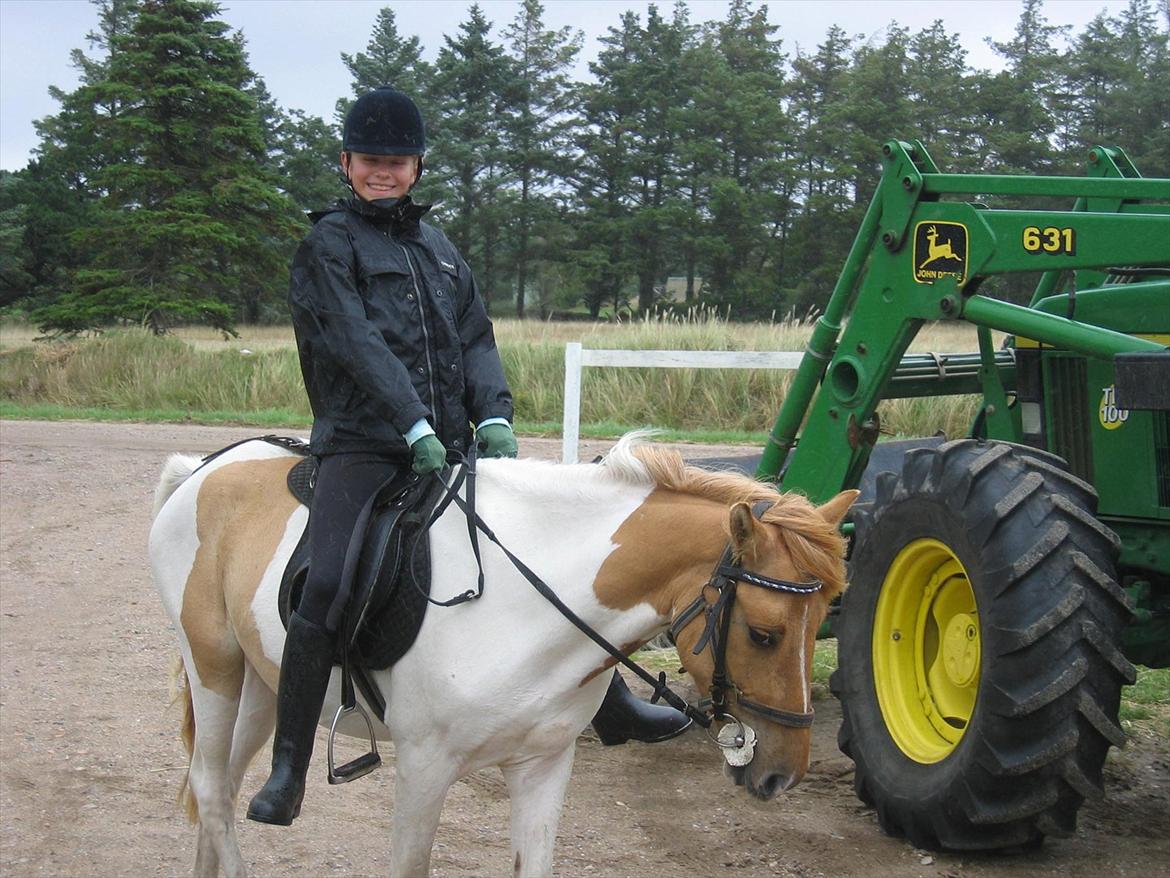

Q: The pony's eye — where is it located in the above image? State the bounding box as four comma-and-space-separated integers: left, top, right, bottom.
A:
748, 628, 776, 647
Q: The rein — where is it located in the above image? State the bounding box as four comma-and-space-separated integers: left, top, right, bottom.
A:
422, 454, 823, 735
425, 449, 709, 727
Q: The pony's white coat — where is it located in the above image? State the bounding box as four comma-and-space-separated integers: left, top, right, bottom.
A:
151, 440, 661, 878
149, 434, 847, 878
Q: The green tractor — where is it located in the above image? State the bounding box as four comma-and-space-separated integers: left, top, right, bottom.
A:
757, 141, 1169, 850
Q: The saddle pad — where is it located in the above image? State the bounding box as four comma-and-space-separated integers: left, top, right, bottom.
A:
286, 456, 315, 507
278, 471, 439, 670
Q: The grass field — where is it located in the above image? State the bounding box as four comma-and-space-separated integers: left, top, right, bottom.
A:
0, 315, 989, 439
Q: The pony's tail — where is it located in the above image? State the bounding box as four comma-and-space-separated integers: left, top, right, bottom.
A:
152, 454, 202, 520
170, 654, 199, 824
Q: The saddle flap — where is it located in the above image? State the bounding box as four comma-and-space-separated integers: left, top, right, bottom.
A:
278, 469, 443, 672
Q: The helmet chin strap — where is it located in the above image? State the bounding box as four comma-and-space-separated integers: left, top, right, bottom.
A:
340, 151, 359, 200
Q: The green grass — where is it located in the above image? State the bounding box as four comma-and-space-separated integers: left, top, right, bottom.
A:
1120, 665, 1170, 737
0, 401, 312, 427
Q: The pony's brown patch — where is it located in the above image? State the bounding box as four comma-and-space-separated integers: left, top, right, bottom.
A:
181, 457, 298, 698
592, 447, 850, 617
592, 490, 727, 615
626, 446, 850, 598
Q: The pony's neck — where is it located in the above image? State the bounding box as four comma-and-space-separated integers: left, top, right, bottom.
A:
590, 489, 729, 625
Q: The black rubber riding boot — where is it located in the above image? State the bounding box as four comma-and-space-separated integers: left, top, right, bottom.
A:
246, 613, 336, 826
590, 670, 692, 745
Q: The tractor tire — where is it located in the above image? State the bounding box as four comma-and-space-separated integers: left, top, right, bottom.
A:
830, 439, 1136, 851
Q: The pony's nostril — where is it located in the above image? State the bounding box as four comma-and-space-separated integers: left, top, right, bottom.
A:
761, 774, 781, 798
759, 771, 798, 798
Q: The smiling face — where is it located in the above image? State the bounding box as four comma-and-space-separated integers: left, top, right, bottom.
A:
340, 151, 420, 202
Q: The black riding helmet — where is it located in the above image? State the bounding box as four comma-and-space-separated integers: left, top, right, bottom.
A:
342, 87, 426, 156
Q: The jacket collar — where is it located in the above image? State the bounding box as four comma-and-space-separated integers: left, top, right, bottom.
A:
344, 195, 431, 236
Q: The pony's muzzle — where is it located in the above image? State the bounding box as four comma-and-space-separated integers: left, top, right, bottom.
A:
724, 761, 803, 800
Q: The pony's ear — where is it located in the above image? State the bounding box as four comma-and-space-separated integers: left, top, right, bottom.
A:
729, 501, 757, 555
818, 490, 860, 527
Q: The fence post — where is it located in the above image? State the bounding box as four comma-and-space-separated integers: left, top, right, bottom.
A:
562, 342, 583, 463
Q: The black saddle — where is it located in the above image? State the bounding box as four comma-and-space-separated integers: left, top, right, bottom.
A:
277, 452, 443, 671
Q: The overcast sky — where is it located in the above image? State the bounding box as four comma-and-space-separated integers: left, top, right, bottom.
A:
0, 0, 1132, 172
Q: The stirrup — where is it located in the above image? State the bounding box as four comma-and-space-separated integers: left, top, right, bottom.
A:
327, 701, 382, 785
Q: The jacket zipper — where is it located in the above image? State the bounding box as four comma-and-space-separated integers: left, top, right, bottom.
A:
397, 241, 439, 432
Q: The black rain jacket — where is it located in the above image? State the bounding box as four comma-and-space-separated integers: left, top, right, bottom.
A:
289, 196, 513, 456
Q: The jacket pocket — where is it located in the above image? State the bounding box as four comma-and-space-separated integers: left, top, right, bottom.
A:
356, 250, 413, 298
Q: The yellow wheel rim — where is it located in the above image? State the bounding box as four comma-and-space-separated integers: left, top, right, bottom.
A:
872, 538, 979, 763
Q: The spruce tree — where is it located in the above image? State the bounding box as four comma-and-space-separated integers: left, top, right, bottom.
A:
274, 110, 344, 212
687, 0, 791, 313
337, 8, 433, 130
501, 0, 582, 317
428, 4, 514, 308
570, 11, 641, 317
33, 0, 302, 333
783, 25, 854, 310
0, 172, 35, 307
626, 3, 694, 312
985, 0, 1069, 173
906, 22, 984, 173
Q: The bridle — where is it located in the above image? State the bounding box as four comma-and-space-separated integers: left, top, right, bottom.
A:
417, 458, 823, 738
667, 499, 823, 733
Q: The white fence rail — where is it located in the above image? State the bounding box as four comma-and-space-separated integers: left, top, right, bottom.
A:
560, 342, 804, 463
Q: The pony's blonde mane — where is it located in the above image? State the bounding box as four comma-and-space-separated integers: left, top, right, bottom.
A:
602, 433, 848, 597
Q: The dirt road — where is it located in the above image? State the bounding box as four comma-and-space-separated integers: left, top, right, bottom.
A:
1, 419, 1167, 878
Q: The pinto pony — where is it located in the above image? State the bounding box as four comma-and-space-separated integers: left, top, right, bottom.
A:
149, 434, 854, 877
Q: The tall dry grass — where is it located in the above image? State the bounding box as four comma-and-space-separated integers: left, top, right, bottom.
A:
0, 331, 307, 416
0, 312, 989, 438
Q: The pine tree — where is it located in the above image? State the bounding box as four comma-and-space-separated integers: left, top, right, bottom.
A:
33, 0, 302, 333
337, 8, 433, 129
501, 0, 582, 317
427, 4, 514, 308
985, 0, 1069, 172
569, 10, 642, 317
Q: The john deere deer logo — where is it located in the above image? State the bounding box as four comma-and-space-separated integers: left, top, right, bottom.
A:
913, 221, 968, 285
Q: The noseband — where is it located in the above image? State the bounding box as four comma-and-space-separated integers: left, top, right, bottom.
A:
667, 500, 822, 731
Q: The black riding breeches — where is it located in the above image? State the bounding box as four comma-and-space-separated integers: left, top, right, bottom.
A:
297, 452, 405, 632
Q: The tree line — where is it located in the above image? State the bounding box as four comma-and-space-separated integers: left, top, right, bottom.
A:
1, 0, 1167, 333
